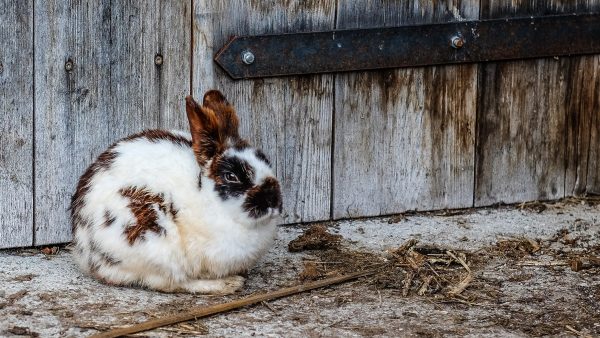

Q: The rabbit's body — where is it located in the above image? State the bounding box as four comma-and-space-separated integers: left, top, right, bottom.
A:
71, 92, 282, 294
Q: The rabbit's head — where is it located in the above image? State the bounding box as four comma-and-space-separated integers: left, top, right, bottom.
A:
186, 91, 282, 223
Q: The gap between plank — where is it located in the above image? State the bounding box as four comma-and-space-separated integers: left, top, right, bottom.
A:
189, 0, 194, 95
329, 0, 339, 220
31, 0, 37, 246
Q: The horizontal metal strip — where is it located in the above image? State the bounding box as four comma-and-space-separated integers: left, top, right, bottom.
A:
215, 13, 600, 79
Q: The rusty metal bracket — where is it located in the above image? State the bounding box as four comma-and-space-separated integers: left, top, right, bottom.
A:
214, 13, 600, 79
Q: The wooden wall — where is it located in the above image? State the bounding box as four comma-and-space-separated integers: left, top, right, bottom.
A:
0, 0, 598, 248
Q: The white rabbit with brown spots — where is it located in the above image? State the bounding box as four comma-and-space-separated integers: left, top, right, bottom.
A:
70, 90, 282, 294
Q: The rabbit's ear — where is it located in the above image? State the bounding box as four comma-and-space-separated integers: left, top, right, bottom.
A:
185, 95, 224, 166
203, 90, 240, 140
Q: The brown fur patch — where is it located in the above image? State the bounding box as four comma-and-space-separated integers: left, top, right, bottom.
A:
119, 186, 171, 245
71, 148, 117, 231
123, 129, 191, 147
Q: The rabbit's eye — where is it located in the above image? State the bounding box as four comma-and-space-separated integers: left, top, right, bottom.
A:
224, 172, 240, 183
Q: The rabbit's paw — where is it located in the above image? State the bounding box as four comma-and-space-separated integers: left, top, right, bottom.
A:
182, 275, 245, 295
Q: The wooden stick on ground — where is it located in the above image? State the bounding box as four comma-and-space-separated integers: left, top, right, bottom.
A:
446, 250, 473, 296
89, 269, 377, 338
447, 274, 474, 296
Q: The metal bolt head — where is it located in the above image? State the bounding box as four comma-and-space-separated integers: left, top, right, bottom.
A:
241, 51, 255, 65
64, 59, 74, 72
154, 54, 163, 66
451, 35, 464, 49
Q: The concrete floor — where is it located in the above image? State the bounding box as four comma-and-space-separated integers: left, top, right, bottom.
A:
1, 199, 599, 337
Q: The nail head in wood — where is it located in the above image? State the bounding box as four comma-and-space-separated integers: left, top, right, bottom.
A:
64, 59, 74, 72
154, 54, 163, 66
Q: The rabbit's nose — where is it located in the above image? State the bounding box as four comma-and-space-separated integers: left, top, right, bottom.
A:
243, 177, 283, 219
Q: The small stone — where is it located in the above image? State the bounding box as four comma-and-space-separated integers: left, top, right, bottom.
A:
389, 311, 401, 319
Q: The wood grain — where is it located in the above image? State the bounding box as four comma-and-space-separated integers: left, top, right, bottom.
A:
565, 55, 600, 196
333, 0, 479, 219
192, 0, 335, 223
34, 0, 190, 245
476, 0, 600, 205
587, 84, 600, 193
0, 1, 34, 248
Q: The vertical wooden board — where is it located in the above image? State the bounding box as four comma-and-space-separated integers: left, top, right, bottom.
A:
34, 0, 190, 245
193, 0, 335, 223
476, 0, 600, 205
34, 0, 110, 246
587, 86, 600, 194
475, 58, 570, 204
0, 1, 34, 248
565, 55, 600, 196
333, 1, 479, 219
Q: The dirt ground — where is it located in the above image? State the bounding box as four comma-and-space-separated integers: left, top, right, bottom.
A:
1, 198, 599, 337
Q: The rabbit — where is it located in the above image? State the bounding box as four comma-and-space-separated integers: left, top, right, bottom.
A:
70, 90, 282, 294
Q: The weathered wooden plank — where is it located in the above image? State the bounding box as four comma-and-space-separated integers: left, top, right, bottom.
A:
0, 1, 34, 248
475, 59, 570, 204
562, 0, 600, 195
332, 1, 479, 219
565, 55, 600, 196
587, 91, 600, 194
476, 0, 600, 205
34, 0, 190, 245
193, 0, 334, 223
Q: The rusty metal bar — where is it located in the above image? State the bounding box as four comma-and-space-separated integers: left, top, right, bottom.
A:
214, 13, 600, 79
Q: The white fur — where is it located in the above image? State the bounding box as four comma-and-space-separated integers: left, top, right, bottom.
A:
72, 132, 279, 294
